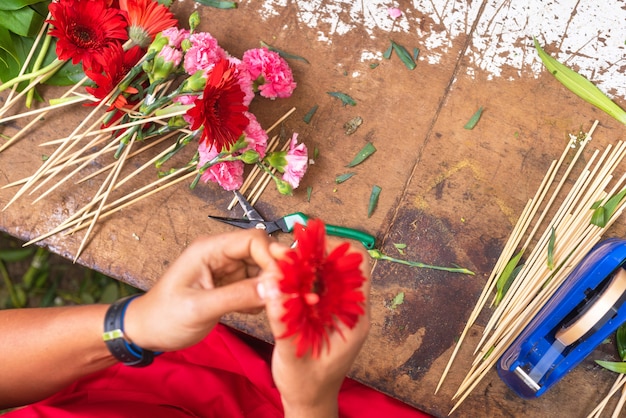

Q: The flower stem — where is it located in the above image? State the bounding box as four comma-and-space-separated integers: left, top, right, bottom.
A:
25, 34, 54, 108
368, 249, 474, 275
0, 59, 65, 93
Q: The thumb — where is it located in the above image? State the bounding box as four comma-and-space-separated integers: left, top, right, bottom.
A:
258, 272, 289, 338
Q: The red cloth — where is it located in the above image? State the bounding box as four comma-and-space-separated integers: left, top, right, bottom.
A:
6, 324, 430, 418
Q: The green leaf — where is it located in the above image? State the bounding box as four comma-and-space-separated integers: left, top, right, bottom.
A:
260, 41, 309, 64
413, 47, 420, 61
547, 227, 556, 270
347, 142, 376, 167
617, 323, 626, 361
394, 243, 406, 255
368, 185, 382, 218
590, 188, 626, 228
391, 40, 416, 70
193, 0, 237, 8
335, 172, 356, 184
383, 43, 393, 59
327, 91, 356, 106
534, 37, 626, 125
99, 282, 120, 303
464, 107, 483, 129
391, 291, 405, 309
0, 1, 50, 11
306, 186, 312, 202
303, 104, 318, 124
596, 359, 626, 374
0, 6, 46, 38
495, 250, 524, 306
0, 247, 35, 262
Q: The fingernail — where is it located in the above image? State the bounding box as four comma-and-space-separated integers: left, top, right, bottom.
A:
257, 278, 281, 301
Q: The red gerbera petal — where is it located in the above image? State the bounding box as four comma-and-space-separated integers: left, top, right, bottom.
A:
186, 59, 250, 152
48, 0, 128, 71
85, 44, 144, 110
119, 0, 178, 47
277, 219, 367, 358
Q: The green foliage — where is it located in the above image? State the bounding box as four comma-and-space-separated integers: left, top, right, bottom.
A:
0, 233, 138, 309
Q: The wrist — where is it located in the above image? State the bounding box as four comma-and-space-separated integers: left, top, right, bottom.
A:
282, 397, 338, 418
103, 295, 157, 367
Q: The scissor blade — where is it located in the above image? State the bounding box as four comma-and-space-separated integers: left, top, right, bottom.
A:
233, 190, 264, 221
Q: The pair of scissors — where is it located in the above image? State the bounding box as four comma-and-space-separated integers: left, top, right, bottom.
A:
208, 190, 376, 249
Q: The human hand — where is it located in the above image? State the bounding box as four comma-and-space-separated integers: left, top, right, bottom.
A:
124, 229, 280, 352
260, 238, 371, 418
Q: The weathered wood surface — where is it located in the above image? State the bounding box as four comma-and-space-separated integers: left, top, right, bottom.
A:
1, 1, 625, 416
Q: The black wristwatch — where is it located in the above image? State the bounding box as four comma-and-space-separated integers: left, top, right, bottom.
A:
103, 294, 155, 367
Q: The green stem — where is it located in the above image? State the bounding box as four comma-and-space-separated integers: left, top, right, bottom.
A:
25, 34, 53, 108
368, 250, 475, 275
0, 58, 65, 92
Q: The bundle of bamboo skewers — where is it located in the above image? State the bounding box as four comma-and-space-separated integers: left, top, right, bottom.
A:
437, 121, 626, 416
0, 74, 296, 261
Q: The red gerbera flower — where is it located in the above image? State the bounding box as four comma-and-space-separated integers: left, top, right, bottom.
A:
48, 0, 129, 71
186, 59, 250, 152
85, 44, 144, 110
277, 219, 367, 358
119, 0, 178, 47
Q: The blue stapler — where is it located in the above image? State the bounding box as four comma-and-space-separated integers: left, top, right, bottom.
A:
498, 238, 626, 398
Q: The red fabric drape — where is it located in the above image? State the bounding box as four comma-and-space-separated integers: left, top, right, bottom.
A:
6, 324, 431, 417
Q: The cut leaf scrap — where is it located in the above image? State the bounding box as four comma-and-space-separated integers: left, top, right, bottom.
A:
591, 188, 626, 227
193, 0, 237, 9
327, 91, 356, 106
495, 250, 524, 306
335, 172, 356, 184
347, 142, 376, 167
303, 104, 318, 124
390, 40, 416, 70
260, 40, 309, 64
391, 291, 405, 309
368, 185, 381, 218
534, 37, 626, 125
464, 107, 483, 129
547, 227, 556, 270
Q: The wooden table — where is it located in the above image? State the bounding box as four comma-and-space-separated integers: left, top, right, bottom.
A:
1, 1, 625, 416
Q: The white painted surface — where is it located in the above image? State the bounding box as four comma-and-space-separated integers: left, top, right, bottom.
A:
250, 0, 626, 100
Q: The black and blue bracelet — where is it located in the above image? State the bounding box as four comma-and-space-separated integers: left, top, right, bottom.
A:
103, 294, 156, 367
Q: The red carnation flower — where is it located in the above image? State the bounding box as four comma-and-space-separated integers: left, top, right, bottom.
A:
277, 219, 367, 358
186, 59, 250, 152
119, 0, 178, 47
85, 44, 144, 111
48, 0, 129, 71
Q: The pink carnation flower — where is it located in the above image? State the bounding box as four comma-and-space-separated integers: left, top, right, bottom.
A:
230, 56, 255, 106
161, 27, 189, 48
282, 133, 307, 189
388, 7, 402, 19
242, 48, 296, 99
158, 45, 182, 66
197, 141, 244, 191
242, 112, 268, 158
184, 32, 227, 75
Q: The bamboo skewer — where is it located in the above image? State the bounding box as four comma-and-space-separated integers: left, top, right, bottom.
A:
23, 166, 194, 246
227, 106, 296, 210
73, 133, 137, 261
446, 121, 626, 414
0, 76, 89, 154
0, 95, 89, 124
1, 86, 115, 209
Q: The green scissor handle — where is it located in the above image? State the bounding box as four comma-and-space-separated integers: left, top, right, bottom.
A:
281, 212, 376, 249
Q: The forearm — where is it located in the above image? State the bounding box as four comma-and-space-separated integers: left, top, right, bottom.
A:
0, 304, 116, 409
